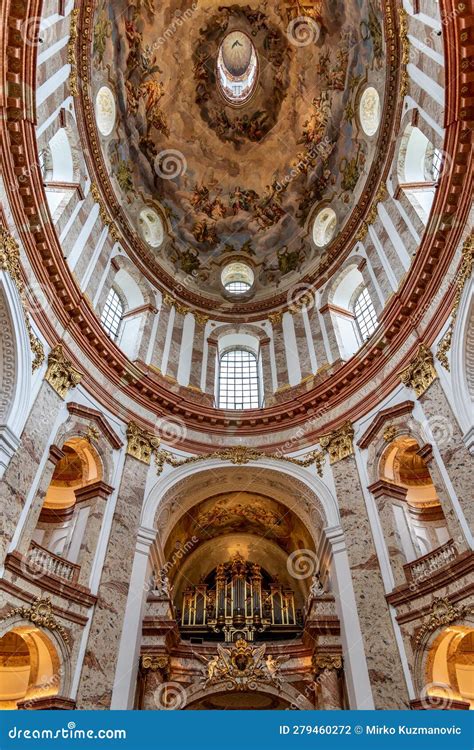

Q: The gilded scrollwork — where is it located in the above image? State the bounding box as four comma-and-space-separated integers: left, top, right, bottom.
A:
319, 421, 354, 464
313, 653, 343, 674
126, 421, 160, 464
154, 444, 325, 477
45, 344, 83, 399
1, 597, 69, 644
415, 598, 474, 646
0, 226, 45, 372
399, 344, 437, 398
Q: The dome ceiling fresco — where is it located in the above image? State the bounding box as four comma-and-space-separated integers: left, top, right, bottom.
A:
91, 0, 387, 308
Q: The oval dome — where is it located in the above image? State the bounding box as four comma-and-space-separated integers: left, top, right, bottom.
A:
217, 31, 258, 105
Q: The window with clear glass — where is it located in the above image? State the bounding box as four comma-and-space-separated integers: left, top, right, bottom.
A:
101, 288, 123, 341
354, 288, 378, 341
225, 281, 251, 294
218, 348, 260, 410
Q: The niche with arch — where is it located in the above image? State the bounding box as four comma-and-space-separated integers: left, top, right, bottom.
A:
425, 627, 474, 708
0, 627, 61, 709
397, 124, 442, 223
380, 437, 450, 561
30, 438, 103, 574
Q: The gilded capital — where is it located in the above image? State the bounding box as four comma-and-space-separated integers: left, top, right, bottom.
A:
126, 421, 160, 464
141, 654, 170, 676
313, 654, 343, 674
399, 344, 437, 398
319, 421, 354, 464
45, 344, 83, 399
268, 311, 283, 325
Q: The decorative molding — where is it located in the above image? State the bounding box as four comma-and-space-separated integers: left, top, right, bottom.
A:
45, 344, 83, 398
0, 225, 45, 371
0, 597, 69, 644
415, 597, 473, 646
126, 421, 160, 464
199, 638, 286, 690
399, 344, 437, 398
358, 401, 414, 449
155, 444, 326, 477
397, 8, 410, 96
383, 425, 397, 442
312, 653, 343, 674
319, 421, 354, 464
354, 183, 388, 242
67, 9, 80, 96
268, 311, 283, 325
90, 183, 120, 242
67, 402, 123, 449
436, 233, 473, 370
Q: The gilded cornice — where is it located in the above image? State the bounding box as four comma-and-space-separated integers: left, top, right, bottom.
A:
399, 344, 437, 398
45, 344, 83, 398
0, 225, 45, 371
126, 421, 160, 464
319, 421, 354, 464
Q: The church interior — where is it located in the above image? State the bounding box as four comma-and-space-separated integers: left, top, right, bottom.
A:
0, 0, 473, 712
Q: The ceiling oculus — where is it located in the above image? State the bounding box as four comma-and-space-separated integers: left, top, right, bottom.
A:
217, 31, 258, 105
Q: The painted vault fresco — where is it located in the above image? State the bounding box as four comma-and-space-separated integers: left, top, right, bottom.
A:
91, 0, 386, 302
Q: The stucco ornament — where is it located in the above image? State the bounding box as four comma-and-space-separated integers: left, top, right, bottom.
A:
399, 344, 437, 398
45, 344, 83, 399
199, 639, 287, 691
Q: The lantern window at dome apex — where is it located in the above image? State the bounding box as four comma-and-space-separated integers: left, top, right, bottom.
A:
178, 553, 302, 643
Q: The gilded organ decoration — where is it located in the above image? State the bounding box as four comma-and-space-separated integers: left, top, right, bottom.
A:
199, 638, 287, 690
179, 553, 301, 642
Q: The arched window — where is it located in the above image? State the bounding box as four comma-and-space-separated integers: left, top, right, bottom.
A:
218, 347, 260, 410
398, 125, 439, 222
354, 287, 378, 341
100, 288, 123, 341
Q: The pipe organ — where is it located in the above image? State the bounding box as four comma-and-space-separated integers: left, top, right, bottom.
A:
179, 554, 301, 641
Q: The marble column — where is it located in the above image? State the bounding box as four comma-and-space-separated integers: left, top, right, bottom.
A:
134, 305, 158, 363
327, 429, 409, 708
416, 443, 470, 552
306, 307, 329, 371
316, 667, 343, 710
318, 306, 340, 362
15, 445, 65, 557
292, 311, 313, 380
419, 378, 474, 530
76, 438, 151, 709
150, 302, 172, 371
260, 337, 274, 404
166, 310, 185, 381
74, 481, 114, 588
0, 379, 63, 563
188, 318, 207, 390
140, 657, 169, 710
270, 315, 289, 388
205, 338, 218, 403
368, 480, 409, 588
